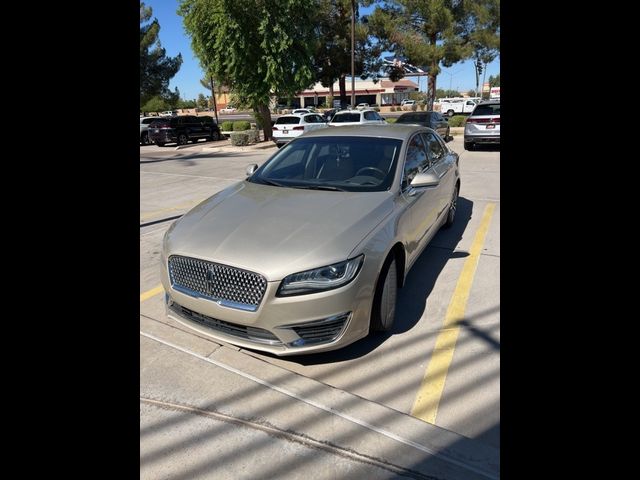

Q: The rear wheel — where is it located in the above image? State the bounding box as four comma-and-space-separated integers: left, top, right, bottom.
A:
177, 133, 188, 145
141, 132, 149, 145
447, 109, 455, 117
370, 256, 398, 333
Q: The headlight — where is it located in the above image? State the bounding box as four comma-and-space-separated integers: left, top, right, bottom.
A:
277, 255, 364, 296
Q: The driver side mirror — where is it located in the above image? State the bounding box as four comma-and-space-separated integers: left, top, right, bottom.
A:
246, 164, 258, 177
410, 171, 440, 189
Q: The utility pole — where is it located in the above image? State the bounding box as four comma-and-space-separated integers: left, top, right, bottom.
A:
351, 0, 355, 108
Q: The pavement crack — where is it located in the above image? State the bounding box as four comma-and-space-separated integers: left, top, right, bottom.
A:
140, 396, 442, 480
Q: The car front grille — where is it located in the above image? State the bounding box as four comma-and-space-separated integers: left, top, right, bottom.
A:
168, 255, 267, 311
169, 303, 281, 345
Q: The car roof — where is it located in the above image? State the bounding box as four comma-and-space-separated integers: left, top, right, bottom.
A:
303, 124, 431, 141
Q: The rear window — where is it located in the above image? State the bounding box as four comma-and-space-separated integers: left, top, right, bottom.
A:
397, 113, 429, 123
150, 119, 169, 127
276, 117, 301, 125
141, 118, 155, 124
472, 104, 500, 116
332, 113, 361, 123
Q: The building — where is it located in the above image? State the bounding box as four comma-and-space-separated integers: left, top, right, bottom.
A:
280, 78, 419, 108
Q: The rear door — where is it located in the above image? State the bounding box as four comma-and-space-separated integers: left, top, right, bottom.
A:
423, 132, 456, 219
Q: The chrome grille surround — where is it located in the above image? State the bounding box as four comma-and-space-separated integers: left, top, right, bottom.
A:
279, 312, 351, 346
168, 255, 267, 312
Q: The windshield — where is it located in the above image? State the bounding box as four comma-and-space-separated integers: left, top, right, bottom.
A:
275, 117, 301, 125
396, 113, 428, 124
331, 113, 361, 123
473, 104, 500, 116
248, 136, 402, 192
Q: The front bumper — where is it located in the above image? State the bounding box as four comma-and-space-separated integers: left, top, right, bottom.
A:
161, 258, 377, 356
149, 130, 177, 144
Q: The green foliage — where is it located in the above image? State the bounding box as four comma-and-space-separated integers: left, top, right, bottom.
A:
368, 0, 499, 108
385, 117, 397, 123
177, 98, 197, 108
140, 2, 183, 106
197, 93, 208, 109
390, 106, 396, 112
179, 0, 317, 139
467, 89, 477, 97
245, 129, 260, 143
419, 103, 425, 111
233, 121, 251, 131
448, 116, 466, 127
230, 132, 249, 146
141, 95, 171, 113
221, 121, 234, 131
489, 74, 500, 87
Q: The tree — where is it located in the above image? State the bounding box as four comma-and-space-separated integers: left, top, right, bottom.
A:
310, 1, 383, 107
140, 2, 183, 107
467, 89, 477, 97
179, 0, 317, 141
141, 95, 171, 113
488, 73, 500, 87
197, 93, 208, 109
368, 0, 500, 109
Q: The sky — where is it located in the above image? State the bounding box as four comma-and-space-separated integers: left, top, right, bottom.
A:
145, 0, 500, 100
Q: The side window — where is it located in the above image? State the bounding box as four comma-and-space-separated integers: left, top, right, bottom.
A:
142, 118, 155, 124
201, 116, 212, 124
364, 111, 376, 121
402, 134, 429, 188
422, 132, 446, 165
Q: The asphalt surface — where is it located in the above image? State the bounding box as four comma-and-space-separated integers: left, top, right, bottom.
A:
140, 136, 500, 479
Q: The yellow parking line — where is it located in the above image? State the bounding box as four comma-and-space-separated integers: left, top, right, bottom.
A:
411, 203, 496, 423
140, 285, 164, 303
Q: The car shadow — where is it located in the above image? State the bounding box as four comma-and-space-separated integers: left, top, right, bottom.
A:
469, 144, 500, 152
256, 196, 474, 365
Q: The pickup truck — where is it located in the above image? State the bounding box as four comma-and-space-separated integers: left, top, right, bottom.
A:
435, 98, 477, 117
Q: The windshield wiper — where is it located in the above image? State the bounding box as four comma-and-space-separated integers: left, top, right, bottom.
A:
291, 184, 348, 192
258, 178, 285, 187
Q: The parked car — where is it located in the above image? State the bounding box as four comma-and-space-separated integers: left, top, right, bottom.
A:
356, 103, 369, 110
395, 111, 451, 139
400, 100, 416, 107
463, 99, 500, 150
140, 116, 158, 145
148, 115, 222, 146
328, 109, 386, 126
160, 110, 178, 117
291, 108, 313, 115
271, 113, 328, 147
160, 124, 460, 355
219, 106, 237, 114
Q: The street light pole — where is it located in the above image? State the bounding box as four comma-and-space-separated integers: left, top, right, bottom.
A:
351, 0, 355, 108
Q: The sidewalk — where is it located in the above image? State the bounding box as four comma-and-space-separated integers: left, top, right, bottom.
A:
140, 314, 499, 480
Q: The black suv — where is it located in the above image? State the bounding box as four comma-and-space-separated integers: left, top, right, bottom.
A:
148, 115, 222, 146
395, 111, 451, 140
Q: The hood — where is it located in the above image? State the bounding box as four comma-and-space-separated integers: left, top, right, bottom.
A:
165, 181, 393, 281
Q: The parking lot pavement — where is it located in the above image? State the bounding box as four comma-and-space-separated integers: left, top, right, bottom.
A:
140, 137, 500, 475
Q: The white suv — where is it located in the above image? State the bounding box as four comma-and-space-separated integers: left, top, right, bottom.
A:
328, 109, 386, 126
272, 113, 328, 147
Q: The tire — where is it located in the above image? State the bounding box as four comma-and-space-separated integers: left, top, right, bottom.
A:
370, 256, 398, 333
464, 141, 474, 151
177, 133, 188, 145
443, 185, 459, 229
155, 142, 165, 147
447, 109, 455, 117
141, 132, 149, 145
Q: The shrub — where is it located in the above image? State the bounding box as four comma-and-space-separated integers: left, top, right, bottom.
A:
374, 107, 380, 112
411, 104, 418, 111
390, 106, 396, 112
245, 129, 260, 143
230, 132, 249, 146
221, 121, 234, 131
385, 117, 397, 124
233, 120, 251, 131
419, 104, 426, 111
448, 115, 466, 127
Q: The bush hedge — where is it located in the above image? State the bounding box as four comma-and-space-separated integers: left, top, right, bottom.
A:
385, 117, 397, 124
447, 116, 466, 127
233, 120, 251, 131
245, 129, 259, 143
230, 132, 249, 146
221, 121, 234, 131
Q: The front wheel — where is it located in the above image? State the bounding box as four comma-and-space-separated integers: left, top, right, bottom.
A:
464, 141, 474, 151
177, 133, 188, 145
141, 132, 149, 145
370, 256, 398, 333
447, 109, 455, 117
443, 185, 459, 229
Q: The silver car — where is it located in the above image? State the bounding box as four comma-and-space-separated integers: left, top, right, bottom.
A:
464, 100, 500, 150
161, 125, 460, 355
272, 113, 328, 147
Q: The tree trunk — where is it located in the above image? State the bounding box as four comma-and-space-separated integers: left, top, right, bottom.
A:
339, 74, 347, 107
258, 103, 272, 141
426, 35, 438, 110
210, 76, 219, 125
